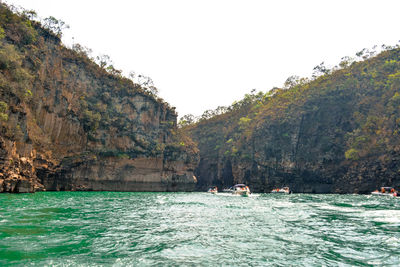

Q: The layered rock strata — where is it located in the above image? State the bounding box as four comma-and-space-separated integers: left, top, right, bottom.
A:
0, 4, 198, 192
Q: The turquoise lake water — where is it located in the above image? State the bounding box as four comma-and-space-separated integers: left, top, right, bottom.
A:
0, 192, 399, 266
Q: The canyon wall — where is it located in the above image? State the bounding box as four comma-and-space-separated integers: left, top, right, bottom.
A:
0, 4, 198, 193
187, 48, 400, 193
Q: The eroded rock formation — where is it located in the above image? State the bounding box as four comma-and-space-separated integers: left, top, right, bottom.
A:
0, 4, 198, 192
187, 48, 400, 193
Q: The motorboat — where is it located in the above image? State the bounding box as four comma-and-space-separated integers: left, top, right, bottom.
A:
371, 187, 397, 197
232, 184, 250, 196
207, 186, 218, 194
271, 187, 291, 194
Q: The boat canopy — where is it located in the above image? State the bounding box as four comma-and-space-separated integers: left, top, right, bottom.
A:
382, 187, 394, 190
233, 184, 246, 187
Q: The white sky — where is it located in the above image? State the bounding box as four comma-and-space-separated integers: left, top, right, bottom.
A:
4, 0, 400, 118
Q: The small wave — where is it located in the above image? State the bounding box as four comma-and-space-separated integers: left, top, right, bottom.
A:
364, 210, 400, 223
1, 192, 400, 266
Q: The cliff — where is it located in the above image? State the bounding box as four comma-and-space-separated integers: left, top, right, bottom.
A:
0, 4, 198, 193
186, 47, 400, 193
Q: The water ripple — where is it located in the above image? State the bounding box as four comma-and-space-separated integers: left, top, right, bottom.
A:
0, 192, 399, 266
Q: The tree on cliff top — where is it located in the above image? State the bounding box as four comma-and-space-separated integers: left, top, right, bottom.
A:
42, 16, 69, 37
96, 54, 112, 69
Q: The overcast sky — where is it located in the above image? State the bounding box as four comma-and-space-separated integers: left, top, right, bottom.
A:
5, 0, 400, 117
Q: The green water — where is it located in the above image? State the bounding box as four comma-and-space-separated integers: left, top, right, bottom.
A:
0, 192, 399, 266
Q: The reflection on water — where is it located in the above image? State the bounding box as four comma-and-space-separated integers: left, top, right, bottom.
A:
0, 192, 399, 266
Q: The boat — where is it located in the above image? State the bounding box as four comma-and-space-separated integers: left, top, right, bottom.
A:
207, 186, 218, 194
271, 187, 291, 194
371, 187, 398, 197
232, 184, 251, 196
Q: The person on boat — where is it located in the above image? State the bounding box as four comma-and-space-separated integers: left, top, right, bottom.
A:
391, 188, 395, 193
381, 187, 385, 193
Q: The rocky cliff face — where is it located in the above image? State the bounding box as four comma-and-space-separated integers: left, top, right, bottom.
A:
0, 4, 198, 193
187, 48, 400, 193
188, 107, 350, 193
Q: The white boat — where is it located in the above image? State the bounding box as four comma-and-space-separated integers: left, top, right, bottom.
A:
207, 186, 218, 194
232, 184, 250, 196
371, 187, 397, 197
271, 187, 291, 194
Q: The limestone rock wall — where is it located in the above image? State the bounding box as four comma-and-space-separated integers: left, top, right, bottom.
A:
0, 4, 198, 192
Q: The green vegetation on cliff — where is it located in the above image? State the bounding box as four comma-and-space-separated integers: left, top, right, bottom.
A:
2, 2, 399, 194
0, 3, 197, 193
184, 45, 400, 193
